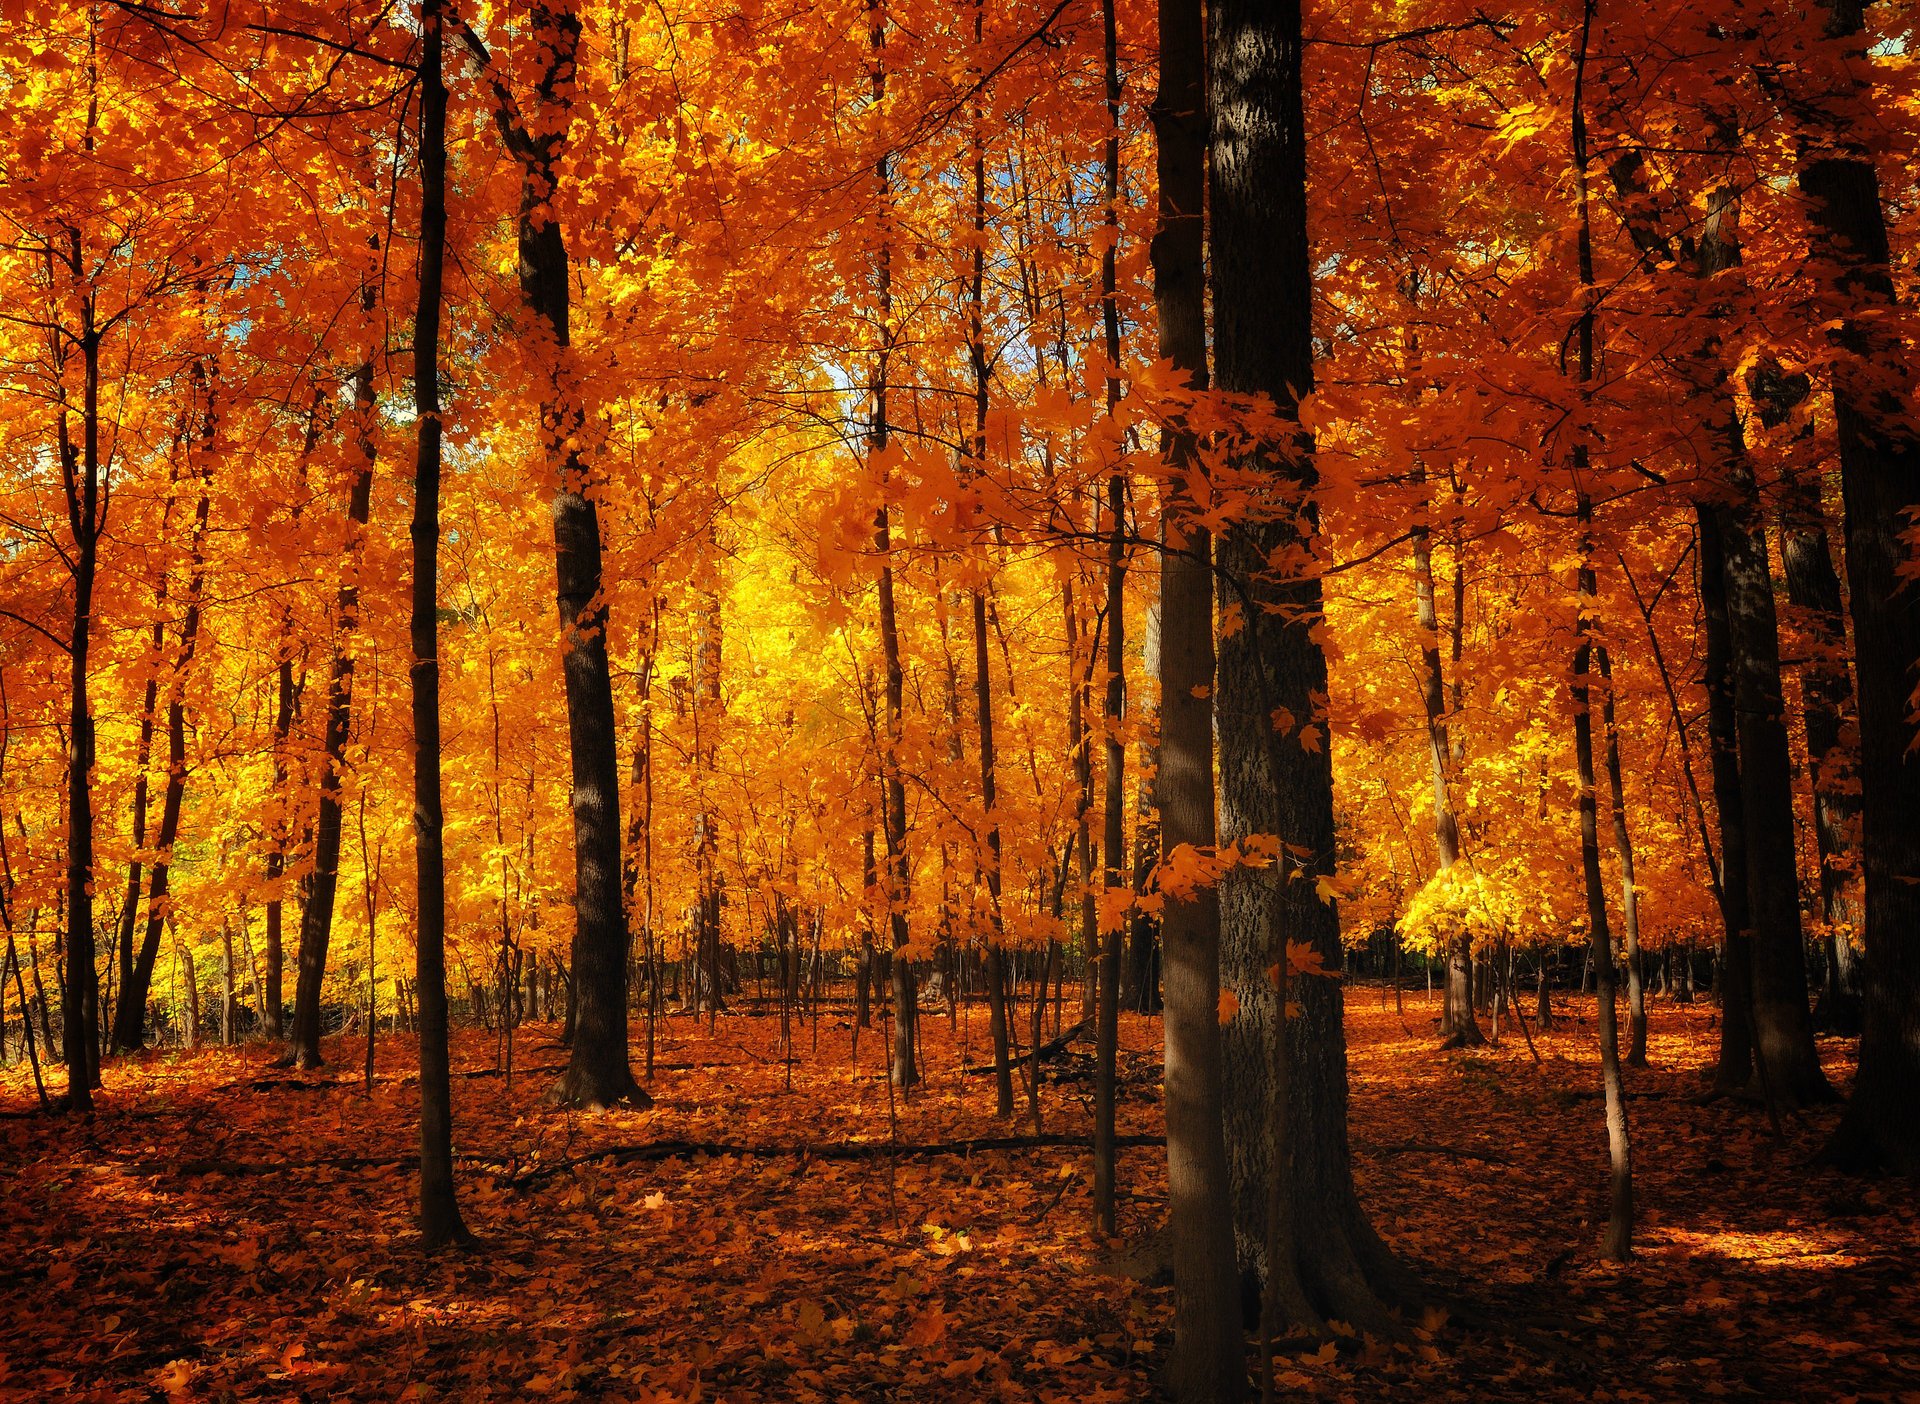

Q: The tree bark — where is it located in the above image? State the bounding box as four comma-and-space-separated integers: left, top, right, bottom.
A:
462, 4, 638, 1109
1209, 0, 1422, 1337
286, 346, 377, 1068
59, 308, 103, 1107
1776, 465, 1862, 1034
1091, 0, 1126, 1232
1597, 647, 1648, 1066
1570, 22, 1632, 1260
112, 365, 213, 1053
866, 0, 916, 1092
409, 0, 469, 1248
1151, 0, 1244, 1395
1797, 0, 1920, 1174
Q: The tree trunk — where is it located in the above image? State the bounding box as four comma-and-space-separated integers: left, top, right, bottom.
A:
1152, 0, 1245, 1395
286, 348, 377, 1069
113, 377, 213, 1054
467, 4, 638, 1110
1597, 647, 1648, 1066
1797, 0, 1920, 1174
61, 320, 103, 1108
1091, 0, 1127, 1231
1717, 488, 1831, 1104
1570, 37, 1632, 1260
1761, 377, 1864, 1035
865, 3, 916, 1092
409, 0, 469, 1249
1210, 0, 1421, 1338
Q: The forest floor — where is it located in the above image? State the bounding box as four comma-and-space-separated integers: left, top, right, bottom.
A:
1, 989, 1915, 1402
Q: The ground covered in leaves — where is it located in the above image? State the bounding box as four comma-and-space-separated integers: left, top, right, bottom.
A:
2, 989, 1915, 1401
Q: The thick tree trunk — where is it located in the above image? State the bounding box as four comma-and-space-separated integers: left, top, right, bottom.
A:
1210, 0, 1420, 1337
1797, 0, 1920, 1174
1696, 508, 1759, 1092
1777, 475, 1863, 1033
1717, 487, 1831, 1104
1154, 0, 1243, 1392
409, 0, 468, 1248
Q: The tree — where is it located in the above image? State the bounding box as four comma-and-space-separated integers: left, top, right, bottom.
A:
408, 0, 469, 1249
459, 3, 641, 1110
1210, 0, 1426, 1331
1152, 0, 1242, 1392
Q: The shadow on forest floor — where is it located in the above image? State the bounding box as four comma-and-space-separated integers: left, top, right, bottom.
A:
1, 991, 1914, 1400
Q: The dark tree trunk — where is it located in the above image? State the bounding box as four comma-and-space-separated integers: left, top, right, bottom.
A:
409, 0, 469, 1248
1154, 0, 1243, 1391
113, 376, 213, 1054
1777, 474, 1863, 1034
1597, 647, 1649, 1066
1571, 35, 1631, 1261
866, 4, 916, 1092
1696, 507, 1759, 1092
1210, 0, 1421, 1336
467, 4, 638, 1110
286, 349, 376, 1069
1797, 0, 1920, 1174
1717, 488, 1831, 1104
1091, 0, 1126, 1230
60, 322, 102, 1107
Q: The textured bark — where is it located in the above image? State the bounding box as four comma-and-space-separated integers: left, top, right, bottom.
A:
1796, 0, 1920, 1174
1154, 0, 1243, 1391
60, 326, 101, 1106
409, 0, 469, 1247
1210, 0, 1420, 1336
1717, 487, 1831, 1104
1776, 470, 1862, 1034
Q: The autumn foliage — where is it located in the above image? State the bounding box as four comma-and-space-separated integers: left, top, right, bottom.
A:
1, 0, 1917, 1397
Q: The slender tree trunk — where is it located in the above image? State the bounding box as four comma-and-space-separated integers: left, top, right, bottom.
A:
464, 3, 638, 1109
113, 376, 213, 1053
1155, 0, 1243, 1391
1409, 471, 1479, 1048
1091, 0, 1126, 1233
286, 349, 377, 1068
1570, 24, 1632, 1260
866, 0, 916, 1091
409, 0, 468, 1248
1597, 647, 1648, 1066
60, 319, 102, 1107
